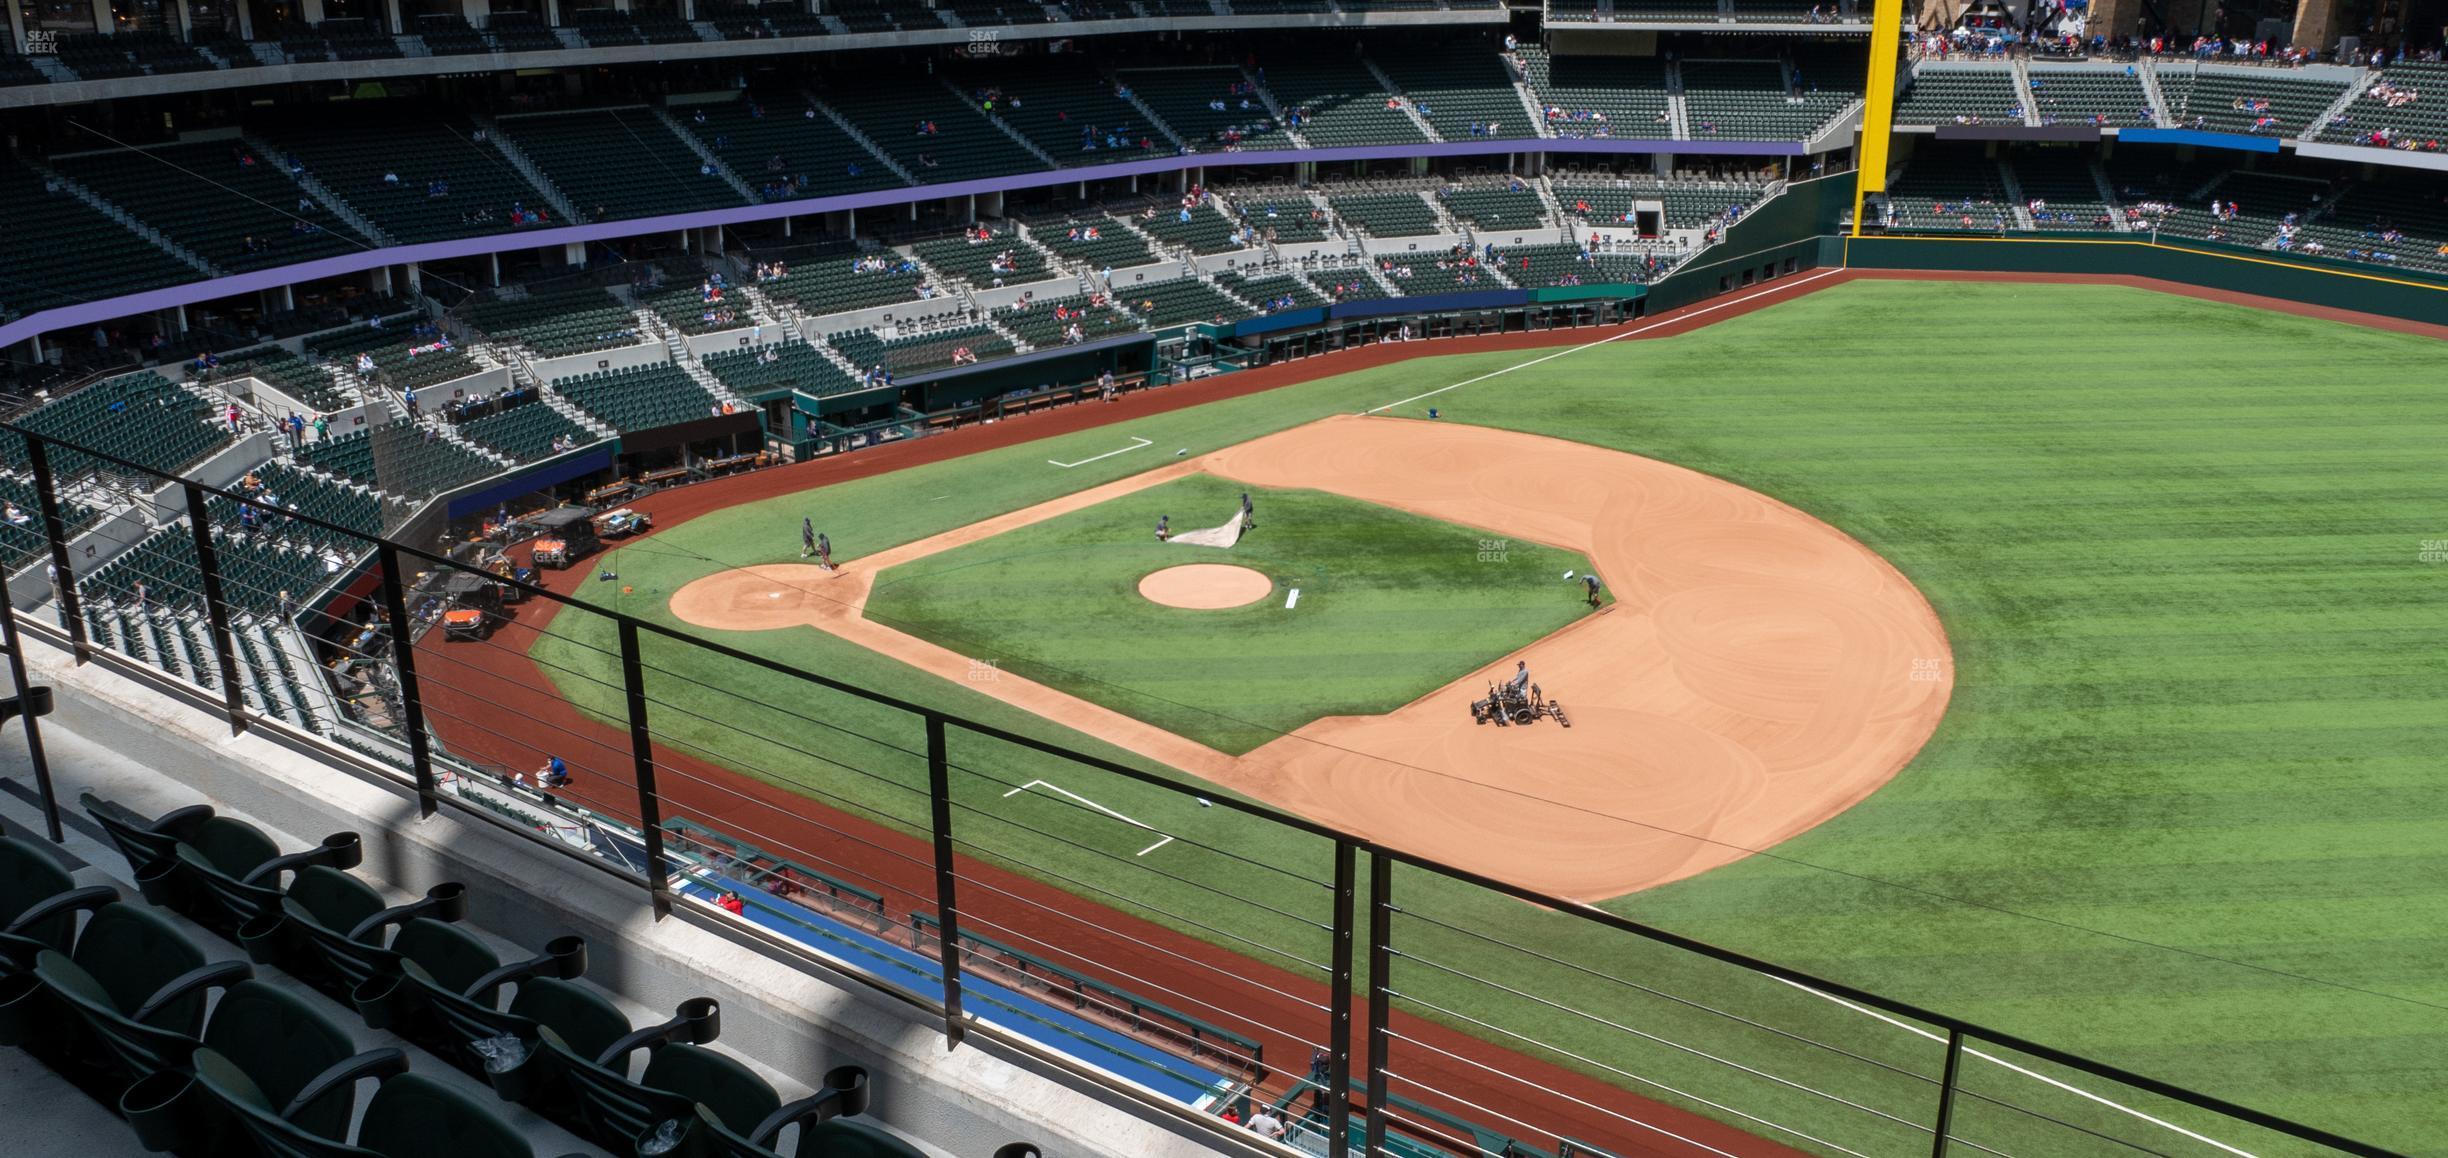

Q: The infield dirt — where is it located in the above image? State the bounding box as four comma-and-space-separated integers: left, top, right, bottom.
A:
672, 415, 1953, 901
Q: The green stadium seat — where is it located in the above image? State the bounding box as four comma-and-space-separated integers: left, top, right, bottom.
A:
199, 1059, 548, 1158
16, 902, 250, 1084
0, 837, 118, 973
1373, 38, 1535, 141
1325, 192, 1441, 238
81, 792, 361, 937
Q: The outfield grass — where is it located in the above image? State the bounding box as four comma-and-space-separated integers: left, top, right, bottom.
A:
862, 475, 1599, 754
526, 280, 2448, 1155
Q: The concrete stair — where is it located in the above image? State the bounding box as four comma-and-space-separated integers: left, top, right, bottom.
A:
245, 132, 395, 247
1996, 160, 2036, 229
651, 107, 761, 204
1241, 67, 1309, 149
472, 115, 582, 223
27, 160, 220, 278
1108, 73, 1191, 150
939, 76, 1060, 170
1363, 57, 1443, 142
806, 94, 915, 184
1502, 52, 1552, 138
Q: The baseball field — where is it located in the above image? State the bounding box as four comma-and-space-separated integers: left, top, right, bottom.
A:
474, 276, 2448, 1156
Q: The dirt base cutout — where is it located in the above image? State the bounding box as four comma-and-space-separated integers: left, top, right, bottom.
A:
1138, 564, 1274, 609
672, 416, 1951, 902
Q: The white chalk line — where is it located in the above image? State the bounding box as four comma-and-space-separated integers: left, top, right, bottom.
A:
1048, 436, 1152, 468
1364, 268, 1845, 416
1767, 977, 2256, 1157
1001, 778, 1175, 856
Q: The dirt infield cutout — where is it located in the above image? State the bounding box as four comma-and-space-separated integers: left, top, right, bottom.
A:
671, 416, 1953, 901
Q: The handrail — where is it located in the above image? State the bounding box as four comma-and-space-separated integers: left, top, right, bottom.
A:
0, 312, 2409, 1158
910, 910, 1263, 1067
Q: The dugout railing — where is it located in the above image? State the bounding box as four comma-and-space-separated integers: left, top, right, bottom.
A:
0, 419, 2416, 1158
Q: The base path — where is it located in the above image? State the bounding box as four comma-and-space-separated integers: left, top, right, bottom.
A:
1210, 418, 1952, 900
672, 416, 1953, 902
1137, 564, 1275, 609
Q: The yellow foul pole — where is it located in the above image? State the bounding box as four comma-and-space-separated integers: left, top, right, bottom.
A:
1850, 0, 1907, 238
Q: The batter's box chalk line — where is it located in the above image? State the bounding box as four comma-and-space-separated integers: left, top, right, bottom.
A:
1001, 778, 1176, 856
1047, 436, 1152, 469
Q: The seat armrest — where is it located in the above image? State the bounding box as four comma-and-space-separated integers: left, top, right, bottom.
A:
130, 959, 254, 1024
278, 1047, 408, 1123
4, 884, 119, 935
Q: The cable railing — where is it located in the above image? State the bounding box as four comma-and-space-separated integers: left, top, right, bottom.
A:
0, 418, 2411, 1158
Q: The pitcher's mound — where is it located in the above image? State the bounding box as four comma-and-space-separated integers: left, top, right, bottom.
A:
1139, 564, 1273, 610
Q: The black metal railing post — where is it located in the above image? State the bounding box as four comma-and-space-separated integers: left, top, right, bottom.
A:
182, 483, 247, 735
1930, 1027, 1965, 1158
1326, 841, 1357, 1158
25, 438, 89, 663
617, 620, 673, 918
0, 583, 61, 842
925, 714, 967, 1049
375, 544, 439, 818
1364, 850, 1393, 1156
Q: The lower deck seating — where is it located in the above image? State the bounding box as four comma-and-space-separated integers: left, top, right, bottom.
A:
760, 259, 930, 318
1376, 255, 1499, 294
1132, 202, 1247, 254
827, 325, 1014, 376
995, 294, 1139, 346
1214, 270, 1327, 312
1032, 216, 1158, 269
2008, 158, 2116, 231
704, 341, 866, 399
0, 475, 97, 568
1882, 149, 2011, 231
913, 232, 1054, 288
2, 371, 233, 483
219, 347, 354, 412
458, 399, 598, 460
1122, 277, 1252, 327
462, 286, 639, 357
306, 323, 481, 393
295, 420, 497, 497
553, 362, 723, 432
1238, 198, 1330, 242
1439, 184, 1546, 230
1327, 192, 1442, 237
2289, 175, 2448, 271
1490, 242, 1662, 287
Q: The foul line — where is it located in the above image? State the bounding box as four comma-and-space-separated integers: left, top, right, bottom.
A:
1768, 977, 2255, 1157
1363, 268, 1845, 416
1002, 778, 1175, 856
1048, 436, 1153, 468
